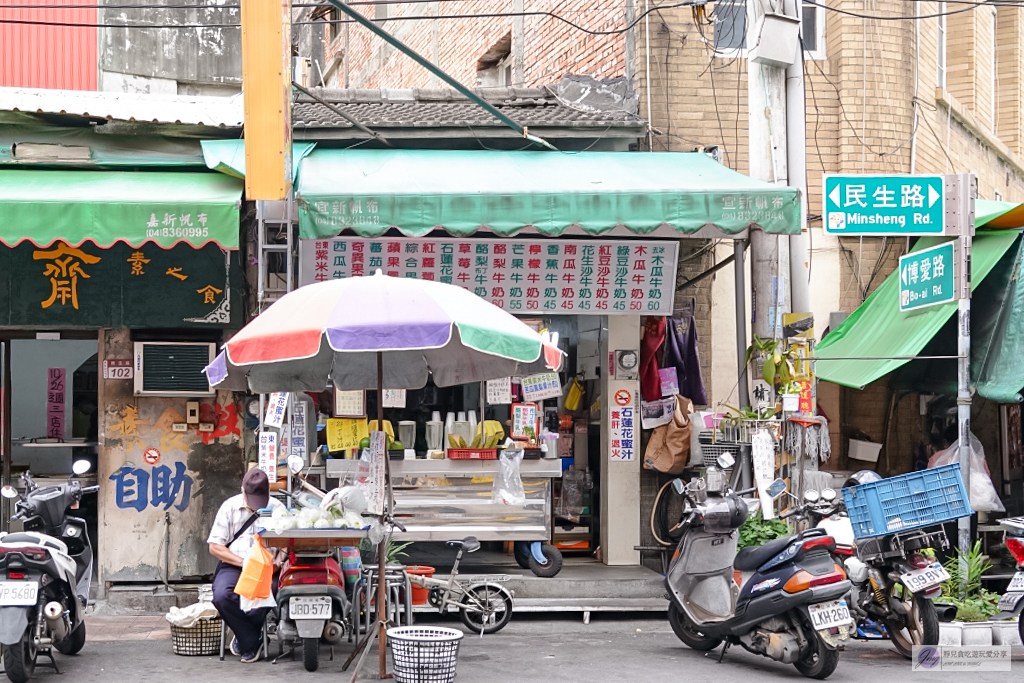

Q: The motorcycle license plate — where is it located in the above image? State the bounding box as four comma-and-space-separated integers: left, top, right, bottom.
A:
997, 591, 1023, 612
1007, 571, 1024, 592
0, 581, 38, 606
900, 563, 950, 593
808, 600, 851, 630
289, 596, 331, 620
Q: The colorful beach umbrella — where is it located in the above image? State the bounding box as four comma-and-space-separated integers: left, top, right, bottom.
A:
205, 271, 562, 392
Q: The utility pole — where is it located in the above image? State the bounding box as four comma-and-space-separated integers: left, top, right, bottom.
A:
747, 2, 795, 341
954, 173, 975, 560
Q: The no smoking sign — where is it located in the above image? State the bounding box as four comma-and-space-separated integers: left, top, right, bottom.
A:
614, 389, 633, 407
143, 448, 161, 466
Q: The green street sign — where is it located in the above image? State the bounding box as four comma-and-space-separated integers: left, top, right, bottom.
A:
899, 241, 957, 312
824, 174, 947, 236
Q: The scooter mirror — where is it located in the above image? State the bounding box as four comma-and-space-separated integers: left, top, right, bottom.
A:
72, 459, 92, 476
287, 455, 305, 474
716, 452, 736, 470
804, 489, 820, 503
1, 486, 18, 500
820, 488, 837, 502
767, 478, 787, 499
671, 478, 686, 495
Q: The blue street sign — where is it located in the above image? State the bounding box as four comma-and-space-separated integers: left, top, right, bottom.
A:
824, 175, 947, 236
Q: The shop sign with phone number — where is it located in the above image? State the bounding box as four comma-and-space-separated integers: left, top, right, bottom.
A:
298, 237, 679, 315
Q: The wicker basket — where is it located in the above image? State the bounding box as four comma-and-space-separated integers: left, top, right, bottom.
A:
170, 617, 222, 656
388, 626, 463, 683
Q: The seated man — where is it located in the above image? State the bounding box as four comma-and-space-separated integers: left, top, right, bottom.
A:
208, 468, 285, 662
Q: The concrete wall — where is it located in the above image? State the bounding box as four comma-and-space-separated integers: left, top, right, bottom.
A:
99, 0, 241, 94
98, 328, 243, 583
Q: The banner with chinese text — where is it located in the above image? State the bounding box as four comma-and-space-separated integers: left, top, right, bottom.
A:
299, 237, 679, 315
0, 242, 241, 327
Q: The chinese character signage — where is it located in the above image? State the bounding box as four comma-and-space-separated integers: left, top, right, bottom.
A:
258, 432, 278, 483
0, 242, 240, 327
290, 399, 308, 461
510, 403, 538, 440
610, 403, 636, 461
299, 237, 679, 315
898, 241, 956, 311
824, 174, 947, 235
46, 368, 65, 439
520, 373, 562, 402
486, 377, 512, 405
264, 392, 288, 428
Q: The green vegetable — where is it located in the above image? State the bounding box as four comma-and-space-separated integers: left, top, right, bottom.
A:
738, 512, 789, 550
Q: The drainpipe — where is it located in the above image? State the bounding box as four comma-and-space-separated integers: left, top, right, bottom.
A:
163, 511, 171, 591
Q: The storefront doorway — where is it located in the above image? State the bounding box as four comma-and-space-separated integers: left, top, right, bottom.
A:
0, 336, 100, 585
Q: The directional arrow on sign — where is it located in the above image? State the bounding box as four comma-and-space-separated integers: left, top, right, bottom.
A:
928, 185, 940, 208
829, 185, 841, 208
901, 265, 907, 285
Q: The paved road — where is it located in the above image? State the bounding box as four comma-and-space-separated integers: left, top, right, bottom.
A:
3, 614, 1021, 682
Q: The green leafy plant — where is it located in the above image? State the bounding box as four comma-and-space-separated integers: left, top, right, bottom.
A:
936, 540, 1001, 622
738, 512, 790, 550
744, 336, 798, 387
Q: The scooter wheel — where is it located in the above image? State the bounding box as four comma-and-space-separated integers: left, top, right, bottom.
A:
793, 632, 839, 680
3, 629, 37, 683
55, 620, 86, 655
667, 603, 722, 651
302, 637, 319, 672
528, 544, 563, 578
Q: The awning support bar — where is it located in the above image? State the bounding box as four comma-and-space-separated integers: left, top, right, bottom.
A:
676, 254, 735, 291
325, 0, 559, 152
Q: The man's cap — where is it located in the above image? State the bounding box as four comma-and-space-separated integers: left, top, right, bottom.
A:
243, 468, 270, 510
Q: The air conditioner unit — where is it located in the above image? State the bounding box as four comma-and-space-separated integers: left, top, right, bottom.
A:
133, 342, 216, 397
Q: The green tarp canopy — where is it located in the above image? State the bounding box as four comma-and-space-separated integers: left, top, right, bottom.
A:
200, 139, 317, 181
815, 232, 1019, 393
295, 149, 801, 238
0, 170, 242, 249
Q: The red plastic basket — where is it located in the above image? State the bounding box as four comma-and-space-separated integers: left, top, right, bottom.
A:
446, 448, 498, 460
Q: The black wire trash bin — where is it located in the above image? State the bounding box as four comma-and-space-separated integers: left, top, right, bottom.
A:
387, 626, 465, 683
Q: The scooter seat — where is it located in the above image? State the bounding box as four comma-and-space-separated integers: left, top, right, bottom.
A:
1, 533, 65, 553
734, 534, 794, 571
445, 537, 480, 553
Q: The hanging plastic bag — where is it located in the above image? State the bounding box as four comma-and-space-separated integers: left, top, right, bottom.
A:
493, 449, 526, 505
233, 535, 274, 601
928, 432, 1004, 513
557, 466, 583, 522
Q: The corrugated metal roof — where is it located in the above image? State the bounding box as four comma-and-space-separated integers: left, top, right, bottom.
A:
0, 0, 97, 90
0, 87, 243, 128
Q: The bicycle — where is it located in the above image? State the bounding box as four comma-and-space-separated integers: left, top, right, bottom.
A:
407, 536, 515, 634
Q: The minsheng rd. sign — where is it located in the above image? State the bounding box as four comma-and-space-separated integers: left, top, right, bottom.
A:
824, 174, 949, 236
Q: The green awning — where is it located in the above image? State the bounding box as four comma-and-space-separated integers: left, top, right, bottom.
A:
200, 139, 317, 181
815, 232, 1020, 389
975, 198, 1024, 229
295, 149, 800, 238
0, 170, 242, 249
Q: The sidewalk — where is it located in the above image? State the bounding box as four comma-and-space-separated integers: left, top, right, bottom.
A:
87, 616, 169, 642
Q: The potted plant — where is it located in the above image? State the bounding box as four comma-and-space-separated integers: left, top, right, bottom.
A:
744, 336, 799, 388
936, 541, 1002, 645
778, 382, 801, 413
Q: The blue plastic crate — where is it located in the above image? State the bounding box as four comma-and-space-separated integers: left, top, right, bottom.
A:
841, 464, 972, 539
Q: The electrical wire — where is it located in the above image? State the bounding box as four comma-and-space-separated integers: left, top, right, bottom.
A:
0, 0, 710, 33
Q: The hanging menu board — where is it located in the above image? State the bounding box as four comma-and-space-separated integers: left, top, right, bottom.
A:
299, 237, 679, 315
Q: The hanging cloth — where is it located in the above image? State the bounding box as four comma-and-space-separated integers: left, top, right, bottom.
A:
664, 299, 708, 406
640, 317, 666, 402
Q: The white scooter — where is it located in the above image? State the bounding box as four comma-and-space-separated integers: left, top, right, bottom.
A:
0, 460, 97, 683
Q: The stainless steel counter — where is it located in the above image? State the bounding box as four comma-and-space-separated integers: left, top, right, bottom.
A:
326, 457, 564, 479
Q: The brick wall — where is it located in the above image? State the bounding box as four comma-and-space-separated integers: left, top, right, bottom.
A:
324, 1, 628, 89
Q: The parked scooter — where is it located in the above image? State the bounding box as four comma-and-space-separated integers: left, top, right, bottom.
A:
666, 455, 852, 680
993, 515, 1024, 644
785, 474, 948, 659
0, 460, 97, 683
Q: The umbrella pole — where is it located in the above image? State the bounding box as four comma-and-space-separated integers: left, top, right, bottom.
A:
376, 351, 389, 679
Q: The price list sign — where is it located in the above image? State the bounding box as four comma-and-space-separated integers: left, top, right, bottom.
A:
300, 237, 679, 315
